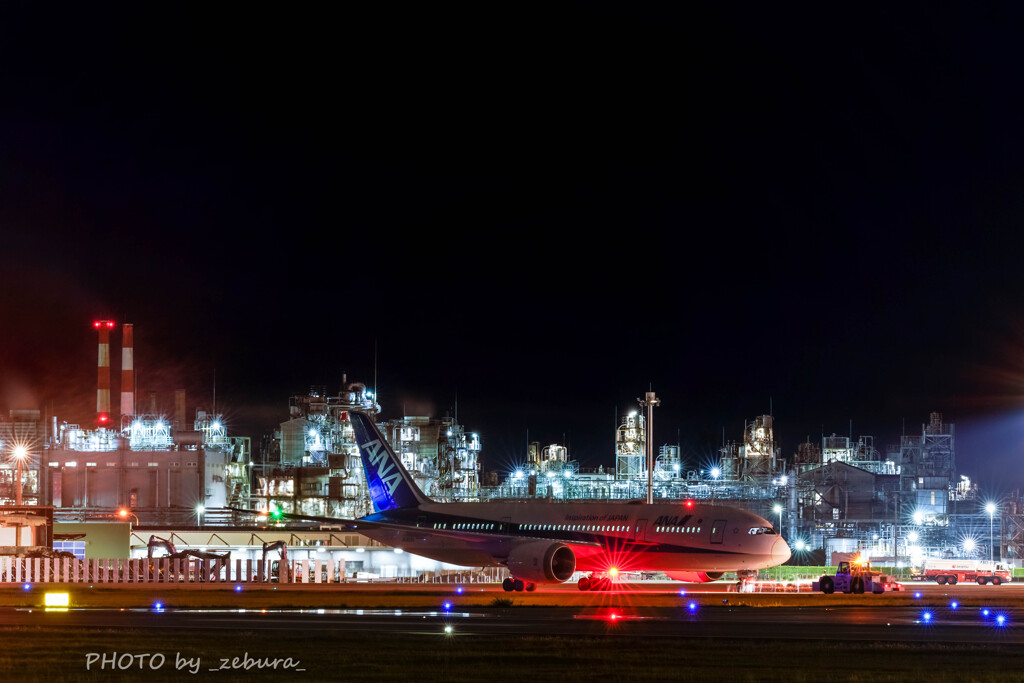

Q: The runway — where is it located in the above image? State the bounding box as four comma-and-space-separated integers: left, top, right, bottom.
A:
2, 587, 1020, 644
2, 583, 1022, 681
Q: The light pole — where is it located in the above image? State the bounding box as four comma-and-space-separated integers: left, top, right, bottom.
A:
118, 508, 139, 528
986, 502, 997, 563
773, 503, 783, 582
12, 446, 27, 506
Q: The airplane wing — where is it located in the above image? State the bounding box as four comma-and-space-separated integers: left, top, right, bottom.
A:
228, 507, 603, 551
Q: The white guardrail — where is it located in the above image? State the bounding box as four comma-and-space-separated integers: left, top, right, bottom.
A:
0, 557, 352, 584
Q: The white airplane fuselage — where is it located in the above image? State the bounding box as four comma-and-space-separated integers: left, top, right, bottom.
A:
358, 499, 790, 575
347, 410, 790, 585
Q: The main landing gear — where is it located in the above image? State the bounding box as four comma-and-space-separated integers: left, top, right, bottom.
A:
578, 574, 614, 591
502, 577, 536, 592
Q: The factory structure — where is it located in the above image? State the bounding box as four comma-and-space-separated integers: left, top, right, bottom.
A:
253, 384, 481, 521
483, 409, 1024, 568
2, 320, 1024, 570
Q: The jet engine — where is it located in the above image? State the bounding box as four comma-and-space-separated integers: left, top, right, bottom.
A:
506, 541, 576, 583
665, 571, 725, 583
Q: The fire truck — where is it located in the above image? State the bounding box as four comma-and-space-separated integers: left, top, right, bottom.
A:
913, 559, 1012, 585
812, 559, 903, 594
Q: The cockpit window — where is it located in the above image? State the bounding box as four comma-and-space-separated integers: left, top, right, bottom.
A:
748, 526, 776, 535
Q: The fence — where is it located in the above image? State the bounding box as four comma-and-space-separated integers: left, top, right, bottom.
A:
0, 557, 347, 584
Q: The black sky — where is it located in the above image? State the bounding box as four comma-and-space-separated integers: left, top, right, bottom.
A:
3, 4, 1024, 490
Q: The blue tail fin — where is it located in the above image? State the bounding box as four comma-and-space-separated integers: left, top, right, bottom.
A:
349, 411, 431, 512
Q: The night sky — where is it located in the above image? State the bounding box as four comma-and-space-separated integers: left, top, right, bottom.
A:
3, 4, 1024, 490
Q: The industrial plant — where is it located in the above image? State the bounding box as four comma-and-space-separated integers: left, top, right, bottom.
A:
1, 320, 1023, 575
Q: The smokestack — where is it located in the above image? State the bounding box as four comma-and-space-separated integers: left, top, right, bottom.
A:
93, 320, 115, 426
120, 323, 134, 423
175, 390, 186, 429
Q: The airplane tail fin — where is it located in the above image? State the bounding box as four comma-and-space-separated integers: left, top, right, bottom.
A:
348, 411, 431, 512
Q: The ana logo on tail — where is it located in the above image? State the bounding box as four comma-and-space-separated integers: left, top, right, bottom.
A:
360, 438, 404, 498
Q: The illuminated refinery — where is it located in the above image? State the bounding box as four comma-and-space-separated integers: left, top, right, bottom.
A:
0, 320, 1021, 576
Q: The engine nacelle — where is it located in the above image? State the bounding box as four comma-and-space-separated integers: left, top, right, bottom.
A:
665, 571, 725, 583
506, 541, 576, 584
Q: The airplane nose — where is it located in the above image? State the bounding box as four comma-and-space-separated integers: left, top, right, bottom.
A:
772, 537, 791, 565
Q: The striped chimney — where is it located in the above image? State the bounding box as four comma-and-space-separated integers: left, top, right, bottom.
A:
120, 323, 135, 421
94, 319, 115, 426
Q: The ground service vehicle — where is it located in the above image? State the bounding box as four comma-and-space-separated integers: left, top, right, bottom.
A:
813, 560, 903, 594
914, 559, 1011, 585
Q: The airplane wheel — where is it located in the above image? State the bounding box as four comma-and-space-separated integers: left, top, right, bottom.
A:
526, 582, 536, 592
578, 577, 591, 591
502, 578, 514, 592
513, 579, 525, 592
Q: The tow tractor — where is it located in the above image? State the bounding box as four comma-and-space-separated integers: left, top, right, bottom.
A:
813, 558, 903, 594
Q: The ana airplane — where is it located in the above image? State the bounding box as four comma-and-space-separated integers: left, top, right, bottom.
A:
262, 411, 791, 592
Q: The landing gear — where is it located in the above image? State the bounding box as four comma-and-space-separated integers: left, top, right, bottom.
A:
577, 574, 613, 591
502, 578, 532, 592
736, 570, 757, 593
